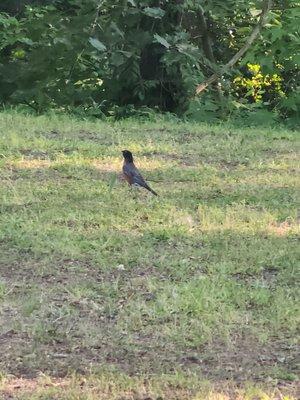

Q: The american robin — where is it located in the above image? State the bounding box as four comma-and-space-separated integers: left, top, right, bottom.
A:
122, 150, 158, 196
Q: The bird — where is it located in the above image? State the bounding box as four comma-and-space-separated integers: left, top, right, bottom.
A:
122, 150, 158, 196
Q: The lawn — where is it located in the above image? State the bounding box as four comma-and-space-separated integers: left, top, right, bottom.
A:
0, 111, 299, 399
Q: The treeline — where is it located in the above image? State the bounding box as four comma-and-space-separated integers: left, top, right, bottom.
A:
0, 1, 299, 124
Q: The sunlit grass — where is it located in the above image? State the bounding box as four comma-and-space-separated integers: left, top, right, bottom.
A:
0, 373, 298, 400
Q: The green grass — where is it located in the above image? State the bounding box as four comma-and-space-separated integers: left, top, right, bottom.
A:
0, 110, 299, 399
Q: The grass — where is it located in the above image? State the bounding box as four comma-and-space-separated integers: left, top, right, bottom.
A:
0, 110, 299, 399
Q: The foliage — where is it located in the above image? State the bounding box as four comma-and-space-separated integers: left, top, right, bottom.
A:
233, 63, 285, 103
0, 0, 299, 123
242, 0, 300, 123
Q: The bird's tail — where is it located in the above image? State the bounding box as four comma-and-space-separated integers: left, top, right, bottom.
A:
147, 186, 158, 196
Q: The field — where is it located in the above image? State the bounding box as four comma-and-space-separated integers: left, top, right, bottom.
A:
0, 111, 299, 399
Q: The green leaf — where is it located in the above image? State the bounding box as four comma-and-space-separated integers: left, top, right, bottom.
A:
110, 52, 125, 67
119, 50, 133, 58
153, 34, 170, 48
110, 22, 124, 38
270, 28, 283, 41
143, 7, 165, 19
250, 9, 261, 17
236, 27, 251, 35
292, 53, 300, 65
19, 38, 34, 46
176, 43, 199, 61
89, 37, 106, 52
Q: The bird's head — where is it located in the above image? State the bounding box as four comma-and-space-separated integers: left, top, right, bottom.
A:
122, 150, 134, 162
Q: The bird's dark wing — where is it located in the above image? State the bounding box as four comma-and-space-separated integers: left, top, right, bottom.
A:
123, 163, 147, 186
123, 163, 157, 195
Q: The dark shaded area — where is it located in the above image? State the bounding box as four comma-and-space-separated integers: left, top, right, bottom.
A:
0, 1, 54, 14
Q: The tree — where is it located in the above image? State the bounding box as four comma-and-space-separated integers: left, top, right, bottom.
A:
0, 0, 298, 122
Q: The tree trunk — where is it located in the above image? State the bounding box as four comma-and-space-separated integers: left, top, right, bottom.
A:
197, 6, 224, 105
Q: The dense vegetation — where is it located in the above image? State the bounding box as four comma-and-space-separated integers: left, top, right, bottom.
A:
0, 1, 299, 124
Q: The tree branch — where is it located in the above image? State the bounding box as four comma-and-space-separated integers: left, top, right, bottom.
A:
195, 0, 272, 95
